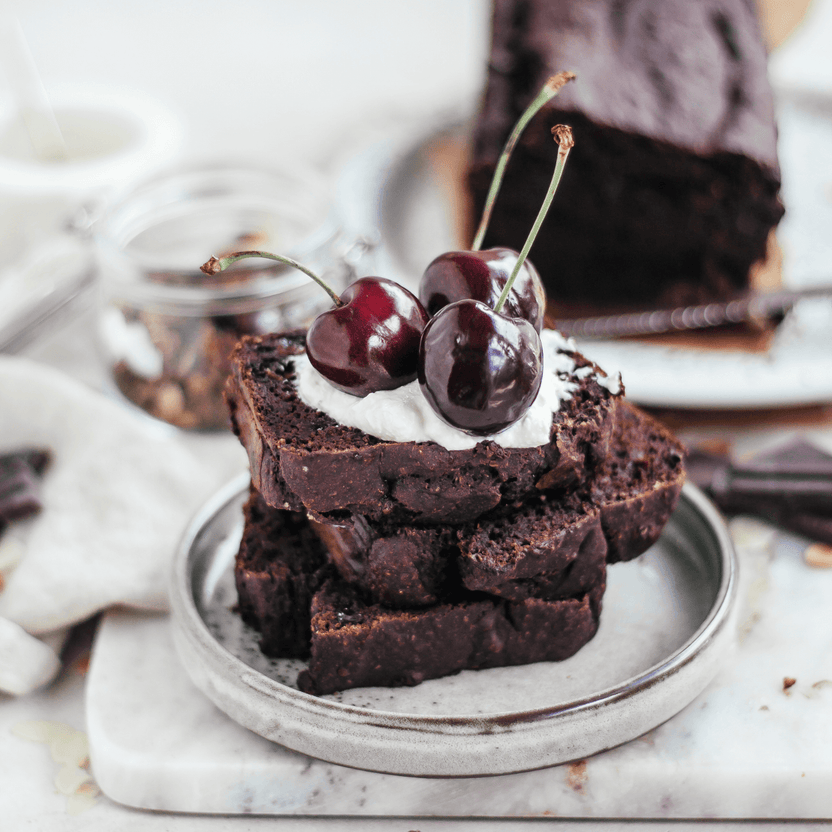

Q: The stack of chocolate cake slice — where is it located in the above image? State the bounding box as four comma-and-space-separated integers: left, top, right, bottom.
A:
226, 331, 686, 695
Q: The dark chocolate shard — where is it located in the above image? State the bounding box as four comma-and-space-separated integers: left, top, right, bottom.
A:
745, 438, 832, 476
781, 513, 832, 547
0, 448, 52, 522
689, 440, 832, 509
687, 440, 832, 544
685, 448, 728, 493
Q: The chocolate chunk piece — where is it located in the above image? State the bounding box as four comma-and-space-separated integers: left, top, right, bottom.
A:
311, 520, 458, 608
688, 438, 832, 545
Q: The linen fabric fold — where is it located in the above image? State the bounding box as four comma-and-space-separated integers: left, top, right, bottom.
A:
0, 356, 233, 695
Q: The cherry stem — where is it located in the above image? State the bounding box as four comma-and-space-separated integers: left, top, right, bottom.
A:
470, 71, 575, 252
494, 125, 574, 316
200, 249, 343, 307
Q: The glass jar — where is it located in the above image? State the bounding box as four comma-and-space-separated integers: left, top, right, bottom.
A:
92, 162, 370, 430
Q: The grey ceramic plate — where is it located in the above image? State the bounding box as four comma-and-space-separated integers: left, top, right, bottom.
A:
170, 474, 737, 777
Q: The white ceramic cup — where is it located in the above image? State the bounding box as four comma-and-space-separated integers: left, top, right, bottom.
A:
0, 83, 184, 264
0, 83, 184, 351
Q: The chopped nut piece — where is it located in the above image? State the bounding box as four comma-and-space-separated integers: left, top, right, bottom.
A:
805, 543, 832, 568
783, 676, 796, 691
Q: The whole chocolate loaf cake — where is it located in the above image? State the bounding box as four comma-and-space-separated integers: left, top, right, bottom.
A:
467, 0, 785, 309
226, 330, 621, 525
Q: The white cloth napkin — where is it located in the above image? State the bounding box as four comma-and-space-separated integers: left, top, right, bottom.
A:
0, 356, 241, 695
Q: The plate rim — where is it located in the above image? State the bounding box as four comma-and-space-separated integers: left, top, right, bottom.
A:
575, 339, 832, 410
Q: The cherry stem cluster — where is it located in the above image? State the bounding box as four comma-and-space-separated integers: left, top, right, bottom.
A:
200, 250, 343, 307
470, 70, 575, 252
493, 125, 574, 316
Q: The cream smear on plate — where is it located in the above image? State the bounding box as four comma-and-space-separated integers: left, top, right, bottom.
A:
294, 328, 620, 451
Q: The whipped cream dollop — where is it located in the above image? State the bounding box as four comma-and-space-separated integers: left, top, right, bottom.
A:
294, 329, 616, 451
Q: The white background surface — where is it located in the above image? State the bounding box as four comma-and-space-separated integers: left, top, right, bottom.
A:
2, 0, 832, 828
4, 0, 488, 177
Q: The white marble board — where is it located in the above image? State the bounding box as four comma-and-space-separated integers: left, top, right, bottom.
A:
85, 518, 832, 819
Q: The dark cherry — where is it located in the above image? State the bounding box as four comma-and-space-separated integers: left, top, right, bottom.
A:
306, 276, 430, 396
418, 299, 543, 435
201, 252, 430, 398
419, 247, 546, 332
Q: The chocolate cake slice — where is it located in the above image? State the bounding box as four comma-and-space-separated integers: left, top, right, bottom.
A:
234, 488, 330, 658
226, 330, 620, 525
312, 495, 606, 607
311, 520, 461, 608
467, 0, 784, 309
310, 401, 684, 606
457, 492, 608, 601
591, 401, 687, 563
296, 577, 604, 696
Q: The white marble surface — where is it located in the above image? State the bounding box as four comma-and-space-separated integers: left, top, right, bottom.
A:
83, 516, 831, 819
